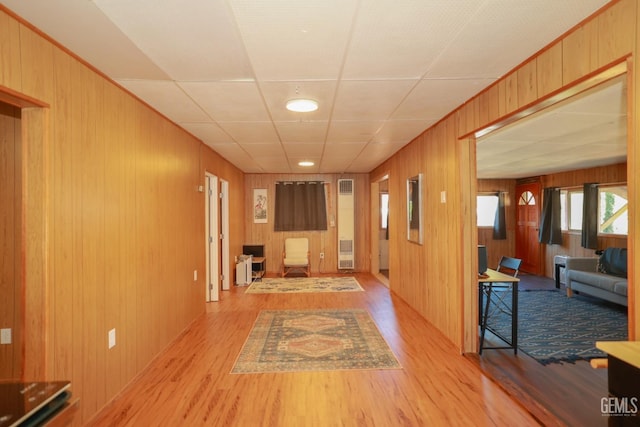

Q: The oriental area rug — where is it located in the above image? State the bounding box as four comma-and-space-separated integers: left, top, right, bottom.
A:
231, 309, 401, 373
487, 290, 627, 365
245, 277, 363, 294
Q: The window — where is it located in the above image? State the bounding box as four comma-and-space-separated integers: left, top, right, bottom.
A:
599, 185, 628, 235
477, 194, 498, 227
560, 185, 627, 235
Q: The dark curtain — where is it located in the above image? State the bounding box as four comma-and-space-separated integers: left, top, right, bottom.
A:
492, 192, 506, 240
538, 187, 562, 245
581, 182, 599, 249
274, 181, 328, 231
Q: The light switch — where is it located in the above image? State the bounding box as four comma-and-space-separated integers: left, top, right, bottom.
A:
108, 328, 116, 349
440, 191, 447, 203
0, 328, 11, 345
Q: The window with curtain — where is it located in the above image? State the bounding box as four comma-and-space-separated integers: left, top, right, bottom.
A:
274, 181, 328, 231
559, 184, 627, 236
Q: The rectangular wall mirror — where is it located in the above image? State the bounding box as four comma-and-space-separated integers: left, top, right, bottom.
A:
407, 174, 423, 244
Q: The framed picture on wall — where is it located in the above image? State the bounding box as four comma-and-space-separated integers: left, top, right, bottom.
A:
253, 188, 268, 223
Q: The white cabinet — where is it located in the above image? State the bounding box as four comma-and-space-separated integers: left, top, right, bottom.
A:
236, 255, 252, 286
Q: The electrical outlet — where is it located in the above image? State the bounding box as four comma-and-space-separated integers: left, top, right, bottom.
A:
320, 252, 325, 259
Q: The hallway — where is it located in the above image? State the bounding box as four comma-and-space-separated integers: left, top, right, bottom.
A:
86, 274, 543, 426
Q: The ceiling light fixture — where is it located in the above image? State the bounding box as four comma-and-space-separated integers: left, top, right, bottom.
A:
298, 161, 314, 167
286, 98, 318, 113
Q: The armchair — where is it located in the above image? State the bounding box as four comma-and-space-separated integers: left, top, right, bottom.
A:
281, 238, 310, 277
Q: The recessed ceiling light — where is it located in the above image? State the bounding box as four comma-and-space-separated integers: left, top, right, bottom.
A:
298, 161, 314, 167
286, 99, 318, 113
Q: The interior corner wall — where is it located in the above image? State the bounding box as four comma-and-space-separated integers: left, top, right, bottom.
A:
370, 0, 639, 350
0, 7, 245, 424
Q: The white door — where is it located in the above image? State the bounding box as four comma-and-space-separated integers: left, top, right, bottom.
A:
205, 173, 219, 302
221, 180, 230, 290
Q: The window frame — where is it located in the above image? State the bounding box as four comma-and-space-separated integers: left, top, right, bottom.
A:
559, 184, 628, 236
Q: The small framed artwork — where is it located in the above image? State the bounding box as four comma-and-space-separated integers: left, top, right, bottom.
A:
253, 188, 268, 223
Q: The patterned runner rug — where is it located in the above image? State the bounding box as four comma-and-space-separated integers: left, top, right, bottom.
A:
245, 276, 363, 293
487, 290, 627, 365
231, 309, 401, 373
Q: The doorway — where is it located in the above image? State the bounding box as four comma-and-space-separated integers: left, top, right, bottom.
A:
370, 175, 390, 286
205, 173, 219, 302
515, 181, 541, 275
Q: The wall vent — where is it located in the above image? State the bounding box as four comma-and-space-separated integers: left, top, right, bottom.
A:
337, 179, 355, 270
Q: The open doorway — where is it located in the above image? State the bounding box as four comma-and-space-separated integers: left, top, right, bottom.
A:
205, 173, 219, 302
470, 66, 630, 424
370, 174, 390, 287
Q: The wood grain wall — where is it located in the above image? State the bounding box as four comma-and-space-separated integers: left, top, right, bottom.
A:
244, 173, 370, 274
0, 103, 22, 380
0, 7, 244, 424
371, 0, 639, 352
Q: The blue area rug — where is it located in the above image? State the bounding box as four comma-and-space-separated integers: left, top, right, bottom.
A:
487, 290, 627, 365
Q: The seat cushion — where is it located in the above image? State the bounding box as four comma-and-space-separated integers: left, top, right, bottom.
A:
568, 270, 626, 294
284, 257, 308, 266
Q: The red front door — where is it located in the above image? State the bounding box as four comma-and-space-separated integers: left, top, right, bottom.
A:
515, 182, 541, 274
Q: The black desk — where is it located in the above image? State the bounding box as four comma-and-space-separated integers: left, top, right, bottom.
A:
479, 268, 520, 354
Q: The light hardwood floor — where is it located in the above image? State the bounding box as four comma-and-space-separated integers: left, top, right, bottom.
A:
87, 273, 552, 426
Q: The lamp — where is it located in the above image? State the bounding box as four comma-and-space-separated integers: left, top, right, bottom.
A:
298, 161, 314, 167
286, 98, 318, 113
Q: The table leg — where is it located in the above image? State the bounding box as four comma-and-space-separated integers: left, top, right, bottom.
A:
479, 284, 492, 355
512, 282, 518, 354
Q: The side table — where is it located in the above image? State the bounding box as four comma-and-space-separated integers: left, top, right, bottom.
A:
554, 255, 569, 289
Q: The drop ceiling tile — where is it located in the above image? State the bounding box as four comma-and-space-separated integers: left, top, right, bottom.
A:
238, 143, 285, 157
326, 121, 382, 143
179, 81, 270, 122
216, 122, 280, 143
283, 143, 324, 157
207, 142, 263, 171
94, 0, 254, 80
392, 79, 494, 120
333, 80, 417, 121
116, 79, 210, 122
373, 119, 435, 144
179, 122, 233, 144
275, 121, 328, 143
1, 0, 170, 80
426, 0, 609, 79
229, 0, 359, 80
343, 0, 482, 79
260, 81, 337, 121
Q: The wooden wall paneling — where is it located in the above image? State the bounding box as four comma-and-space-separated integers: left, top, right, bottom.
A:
485, 84, 501, 124
597, 0, 636, 68
0, 10, 22, 91
536, 42, 563, 98
631, 1, 640, 339
516, 59, 537, 107
18, 23, 54, 103
49, 49, 75, 389
504, 72, 519, 114
0, 103, 20, 380
562, 18, 600, 84
460, 132, 477, 352
497, 79, 508, 118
